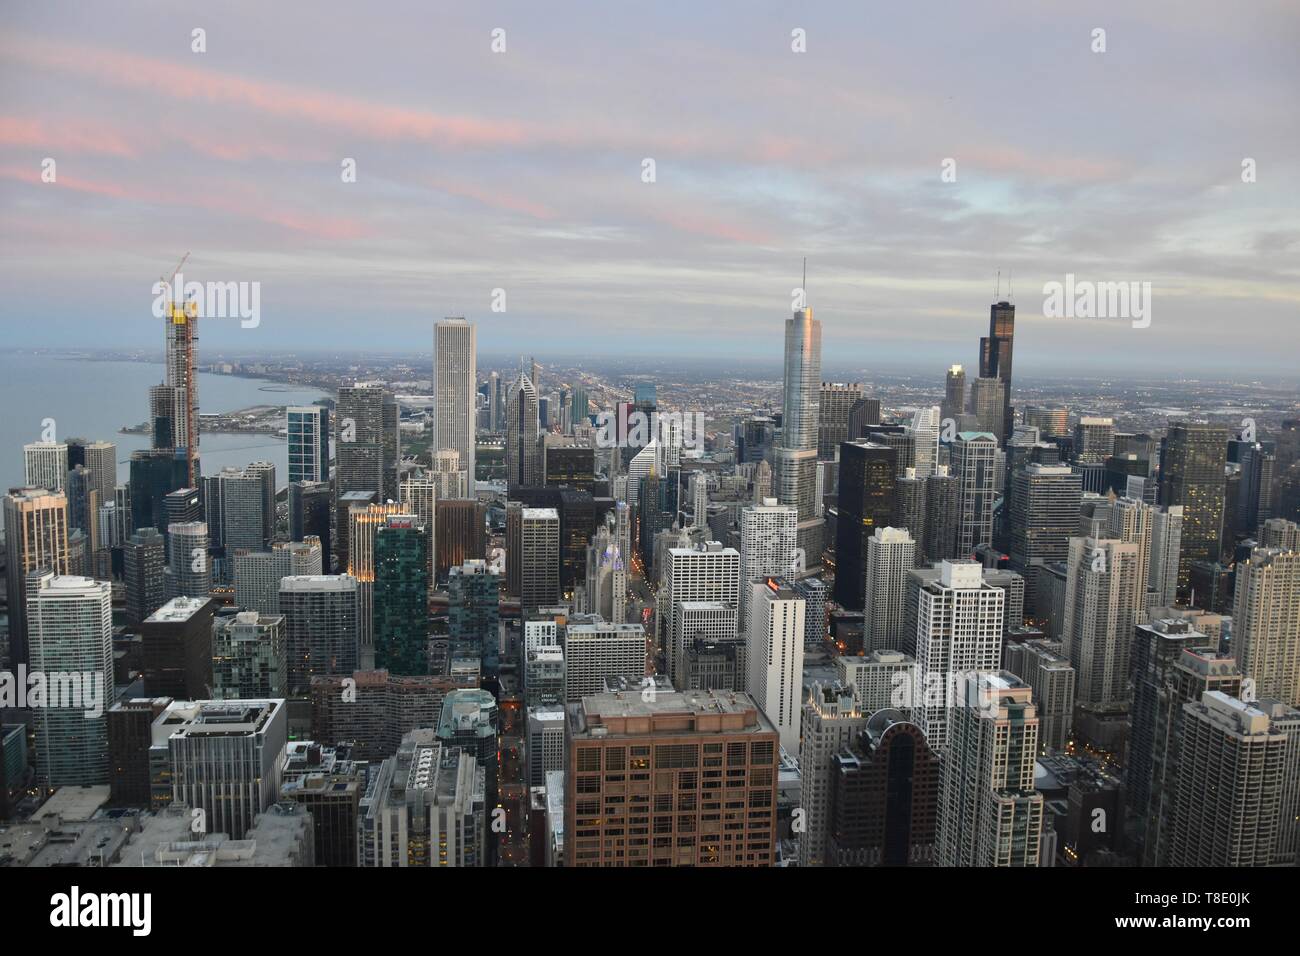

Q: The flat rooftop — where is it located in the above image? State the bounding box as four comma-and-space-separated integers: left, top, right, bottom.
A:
570, 688, 776, 739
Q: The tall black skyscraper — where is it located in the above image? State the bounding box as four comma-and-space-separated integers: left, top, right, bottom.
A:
833, 441, 897, 609
979, 300, 1015, 443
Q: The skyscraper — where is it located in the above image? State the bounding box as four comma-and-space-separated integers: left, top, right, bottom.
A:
911, 405, 942, 478
373, 515, 430, 676
123, 526, 166, 626
506, 369, 542, 489
937, 671, 1043, 867
738, 499, 797, 629
828, 709, 939, 866
834, 441, 897, 609
1007, 463, 1082, 614
166, 520, 210, 599
27, 574, 115, 787
3, 487, 70, 665
798, 681, 868, 867
818, 382, 863, 460
942, 365, 966, 425
434, 317, 477, 495
968, 378, 1006, 445
23, 441, 68, 491
746, 576, 805, 753
978, 299, 1015, 443
1167, 691, 1287, 867
661, 541, 740, 685
951, 432, 998, 556
864, 527, 916, 652
519, 507, 560, 609
287, 405, 330, 484
280, 574, 361, 693
448, 559, 501, 674
1159, 421, 1230, 597
1232, 545, 1300, 707
565, 688, 779, 867
913, 560, 1004, 749
335, 381, 389, 562
1062, 536, 1140, 712
775, 299, 825, 568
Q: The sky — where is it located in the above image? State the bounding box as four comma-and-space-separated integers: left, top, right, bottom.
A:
1, 0, 1298, 374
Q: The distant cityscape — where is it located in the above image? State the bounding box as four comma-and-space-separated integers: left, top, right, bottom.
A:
1, 286, 1298, 873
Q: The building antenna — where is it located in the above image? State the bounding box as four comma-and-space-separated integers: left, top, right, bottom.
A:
1008, 270, 1013, 304
802, 257, 806, 294
995, 269, 1000, 300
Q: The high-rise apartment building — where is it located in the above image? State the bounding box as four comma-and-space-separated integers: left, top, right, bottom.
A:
23, 441, 68, 491
798, 681, 868, 866
1167, 691, 1288, 867
4, 486, 70, 664
952, 432, 997, 556
1062, 536, 1140, 711
913, 560, 1005, 750
746, 576, 805, 753
1232, 545, 1300, 707
738, 499, 797, 629
212, 609, 287, 699
937, 671, 1042, 866
863, 527, 916, 652
280, 574, 360, 693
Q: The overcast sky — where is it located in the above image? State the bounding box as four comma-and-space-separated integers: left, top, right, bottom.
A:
2, 1, 1297, 374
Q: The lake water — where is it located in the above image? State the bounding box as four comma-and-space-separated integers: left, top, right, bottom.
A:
0, 352, 329, 493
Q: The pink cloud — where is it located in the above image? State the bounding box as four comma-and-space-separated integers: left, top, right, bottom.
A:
0, 116, 136, 157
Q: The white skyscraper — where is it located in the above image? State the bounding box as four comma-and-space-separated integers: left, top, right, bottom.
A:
746, 577, 806, 754
914, 560, 1005, 750
660, 541, 740, 684
563, 621, 648, 701
1232, 546, 1300, 707
1062, 536, 1140, 710
691, 472, 709, 529
27, 573, 115, 787
863, 527, 916, 652
738, 499, 797, 629
910, 405, 942, 478
937, 671, 1043, 867
1149, 504, 1184, 607
24, 441, 68, 491
434, 318, 477, 495
1108, 496, 1154, 624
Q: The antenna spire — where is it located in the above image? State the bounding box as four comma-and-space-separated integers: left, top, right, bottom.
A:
995, 269, 1000, 300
